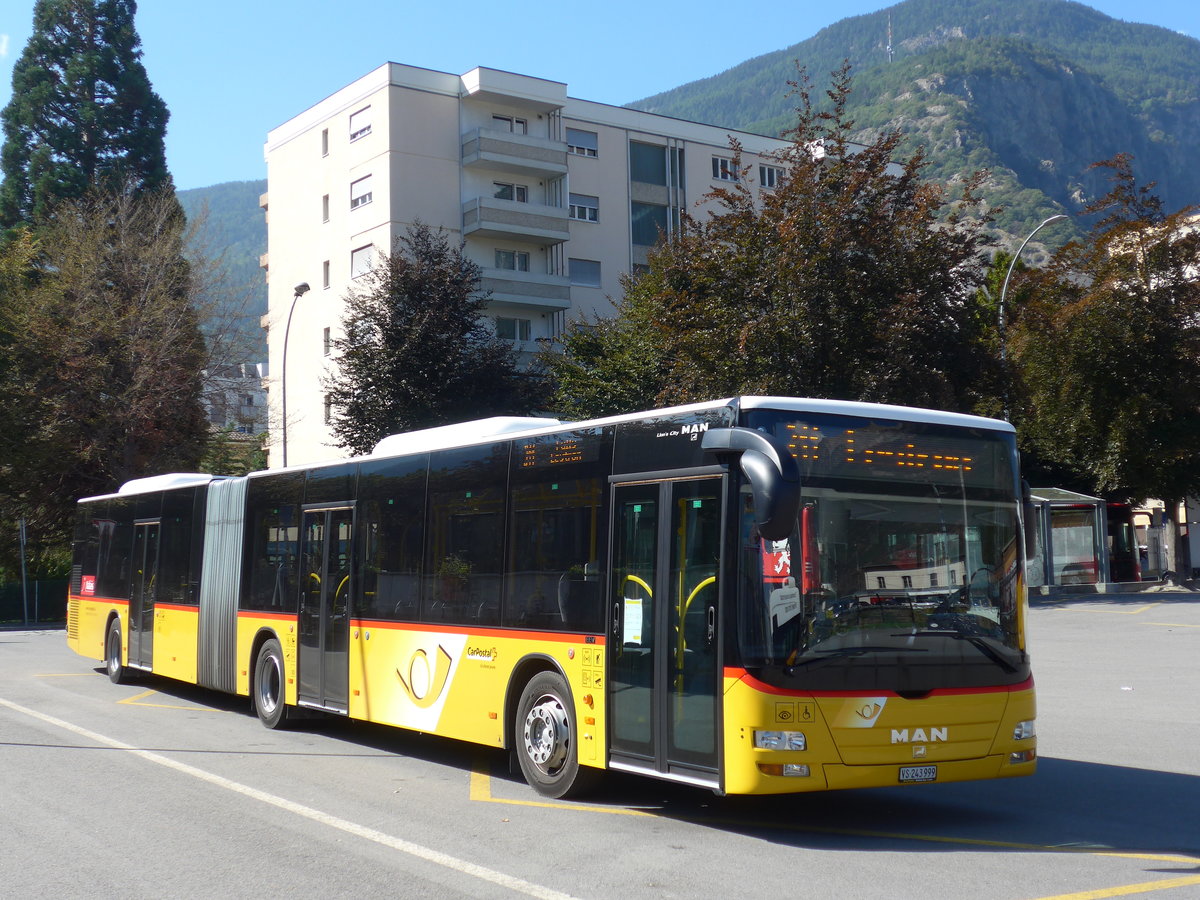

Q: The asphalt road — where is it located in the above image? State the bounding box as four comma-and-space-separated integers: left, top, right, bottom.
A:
2, 594, 1198, 899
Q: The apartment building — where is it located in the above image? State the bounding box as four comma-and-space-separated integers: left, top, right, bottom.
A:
261, 62, 794, 467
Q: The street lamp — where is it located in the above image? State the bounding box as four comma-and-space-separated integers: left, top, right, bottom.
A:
999, 214, 1068, 361
281, 281, 311, 468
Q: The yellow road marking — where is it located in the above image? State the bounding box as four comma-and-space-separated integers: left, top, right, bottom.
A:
1051, 602, 1161, 619
469, 765, 1198, 868
469, 765, 650, 816
1142, 622, 1200, 628
1032, 874, 1200, 899
117, 689, 228, 712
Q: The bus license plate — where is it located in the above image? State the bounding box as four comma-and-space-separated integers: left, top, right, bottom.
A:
899, 765, 937, 783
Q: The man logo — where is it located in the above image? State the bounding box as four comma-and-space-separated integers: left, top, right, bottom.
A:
890, 727, 948, 744
397, 645, 453, 708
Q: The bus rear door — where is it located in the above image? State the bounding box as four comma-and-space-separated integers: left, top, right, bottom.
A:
297, 505, 354, 713
129, 519, 160, 671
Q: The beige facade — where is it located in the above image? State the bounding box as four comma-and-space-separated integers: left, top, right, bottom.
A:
262, 62, 793, 467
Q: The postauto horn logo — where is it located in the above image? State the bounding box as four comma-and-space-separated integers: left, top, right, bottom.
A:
397, 645, 453, 708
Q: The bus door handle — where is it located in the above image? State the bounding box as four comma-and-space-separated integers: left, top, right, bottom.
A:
612, 602, 622, 641
706, 607, 716, 645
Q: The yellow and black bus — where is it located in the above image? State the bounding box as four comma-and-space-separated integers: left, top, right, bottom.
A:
67, 396, 1036, 798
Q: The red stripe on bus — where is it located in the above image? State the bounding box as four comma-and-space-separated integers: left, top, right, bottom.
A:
726, 667, 1033, 697
350, 619, 606, 644
155, 603, 198, 614
70, 595, 129, 607
236, 610, 299, 623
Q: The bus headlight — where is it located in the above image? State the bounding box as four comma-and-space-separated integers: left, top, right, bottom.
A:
1012, 720, 1036, 741
758, 763, 811, 777
755, 730, 806, 751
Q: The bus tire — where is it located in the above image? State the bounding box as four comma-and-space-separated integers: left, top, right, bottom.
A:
253, 638, 290, 729
515, 671, 597, 799
106, 618, 129, 685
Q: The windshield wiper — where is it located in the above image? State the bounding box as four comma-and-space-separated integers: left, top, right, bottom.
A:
894, 631, 1018, 674
786, 644, 928, 672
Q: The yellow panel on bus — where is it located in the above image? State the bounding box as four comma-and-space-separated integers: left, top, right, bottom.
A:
721, 669, 1036, 795
152, 603, 200, 683
348, 621, 606, 765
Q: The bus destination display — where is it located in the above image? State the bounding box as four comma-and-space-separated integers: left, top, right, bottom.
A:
519, 430, 601, 469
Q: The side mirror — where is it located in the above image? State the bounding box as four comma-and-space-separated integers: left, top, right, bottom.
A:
1022, 480, 1038, 562
702, 427, 800, 541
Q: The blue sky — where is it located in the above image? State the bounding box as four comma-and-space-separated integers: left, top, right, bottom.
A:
2, 0, 1198, 190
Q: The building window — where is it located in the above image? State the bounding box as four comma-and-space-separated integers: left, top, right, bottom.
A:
568, 193, 598, 222
495, 249, 530, 272
349, 106, 371, 141
322, 194, 329, 223
568, 258, 601, 288
493, 182, 528, 203
492, 114, 527, 134
321, 128, 329, 157
712, 156, 739, 182
323, 327, 332, 356
631, 202, 669, 246
630, 141, 667, 186
350, 175, 373, 209
566, 127, 598, 157
495, 317, 531, 341
760, 164, 785, 189
322, 259, 330, 289
351, 245, 373, 278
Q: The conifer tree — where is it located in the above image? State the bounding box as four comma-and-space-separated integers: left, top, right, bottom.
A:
0, 0, 173, 229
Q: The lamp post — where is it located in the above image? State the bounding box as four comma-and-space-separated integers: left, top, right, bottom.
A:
999, 214, 1068, 362
280, 281, 310, 468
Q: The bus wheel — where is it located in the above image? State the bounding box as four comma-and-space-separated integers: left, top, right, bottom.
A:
105, 618, 129, 685
515, 671, 596, 799
254, 639, 290, 729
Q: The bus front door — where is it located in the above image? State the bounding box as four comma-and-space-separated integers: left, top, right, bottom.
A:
297, 506, 353, 714
609, 477, 723, 785
129, 520, 160, 671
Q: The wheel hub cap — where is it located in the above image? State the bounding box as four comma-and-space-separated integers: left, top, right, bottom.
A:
524, 696, 569, 771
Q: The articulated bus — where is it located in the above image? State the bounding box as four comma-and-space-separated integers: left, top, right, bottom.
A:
67, 396, 1036, 798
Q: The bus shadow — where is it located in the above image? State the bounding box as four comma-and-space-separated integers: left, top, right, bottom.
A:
591, 757, 1200, 861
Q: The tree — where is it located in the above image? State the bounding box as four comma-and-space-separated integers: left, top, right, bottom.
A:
1010, 154, 1200, 569
1, 0, 173, 229
324, 224, 545, 456
0, 188, 209, 577
547, 64, 996, 419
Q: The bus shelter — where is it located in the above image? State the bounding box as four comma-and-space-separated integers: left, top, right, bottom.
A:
1027, 488, 1109, 588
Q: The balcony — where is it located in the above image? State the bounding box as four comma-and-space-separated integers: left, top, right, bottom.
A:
462, 196, 569, 246
462, 127, 568, 178
479, 269, 571, 312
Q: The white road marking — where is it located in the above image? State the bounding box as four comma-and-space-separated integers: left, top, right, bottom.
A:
0, 696, 580, 900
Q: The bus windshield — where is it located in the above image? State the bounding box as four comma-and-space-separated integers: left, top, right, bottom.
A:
737, 410, 1027, 692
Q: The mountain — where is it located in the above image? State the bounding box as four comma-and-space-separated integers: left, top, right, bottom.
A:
177, 179, 268, 360
629, 0, 1200, 242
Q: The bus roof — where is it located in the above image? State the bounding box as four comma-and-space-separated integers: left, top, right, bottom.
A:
80, 397, 1014, 500
79, 473, 222, 503
736, 396, 1016, 434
